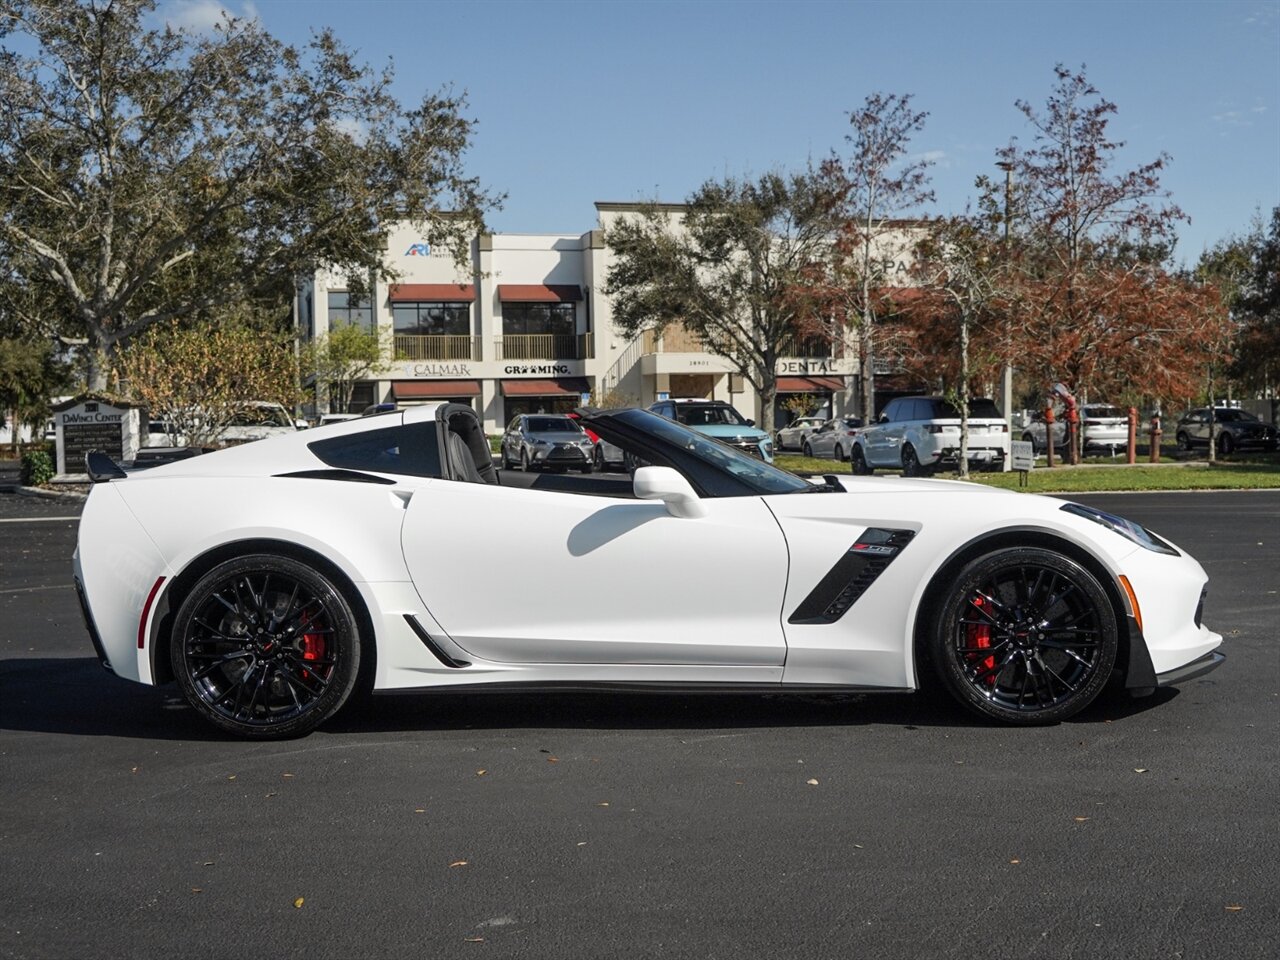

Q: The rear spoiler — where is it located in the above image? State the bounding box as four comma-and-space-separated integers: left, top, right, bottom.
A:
86, 450, 127, 483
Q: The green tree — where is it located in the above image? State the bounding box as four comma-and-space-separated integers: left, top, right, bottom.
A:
115, 320, 302, 447
302, 323, 390, 415
0, 336, 68, 454
605, 172, 836, 433
0, 0, 496, 390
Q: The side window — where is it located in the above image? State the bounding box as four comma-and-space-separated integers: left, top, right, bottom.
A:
308, 423, 442, 478
882, 400, 901, 422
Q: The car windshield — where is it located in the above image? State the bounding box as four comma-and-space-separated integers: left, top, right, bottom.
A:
1085, 406, 1125, 419
674, 404, 747, 426
602, 409, 811, 496
527, 417, 581, 433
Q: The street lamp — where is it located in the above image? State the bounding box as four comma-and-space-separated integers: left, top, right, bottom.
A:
996, 161, 1015, 470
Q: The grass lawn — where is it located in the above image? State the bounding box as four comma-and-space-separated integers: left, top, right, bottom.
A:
774, 452, 1280, 493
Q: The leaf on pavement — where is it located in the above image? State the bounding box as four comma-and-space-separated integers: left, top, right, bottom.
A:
449, 860, 469, 868
1225, 905, 1244, 912
464, 937, 485, 943
1133, 768, 1148, 774
476, 769, 487, 777
806, 778, 819, 786
293, 897, 304, 908
1074, 816, 1090, 822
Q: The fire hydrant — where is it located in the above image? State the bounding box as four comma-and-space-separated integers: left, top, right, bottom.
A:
1149, 413, 1162, 463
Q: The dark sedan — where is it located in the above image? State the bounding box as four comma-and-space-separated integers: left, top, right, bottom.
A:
1175, 408, 1278, 455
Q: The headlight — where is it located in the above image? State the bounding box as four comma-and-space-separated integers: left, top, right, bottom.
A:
1059, 503, 1179, 556
531, 439, 550, 447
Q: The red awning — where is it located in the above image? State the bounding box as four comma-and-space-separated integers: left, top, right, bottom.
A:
388, 283, 475, 301
777, 376, 846, 393
500, 378, 591, 397
391, 379, 481, 399
497, 284, 582, 303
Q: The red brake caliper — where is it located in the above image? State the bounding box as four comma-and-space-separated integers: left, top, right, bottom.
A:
968, 596, 996, 685
298, 613, 326, 674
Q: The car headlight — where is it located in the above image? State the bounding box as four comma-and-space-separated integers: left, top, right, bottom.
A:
1060, 503, 1179, 556
531, 439, 550, 447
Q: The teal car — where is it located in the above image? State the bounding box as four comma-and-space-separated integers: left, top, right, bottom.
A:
647, 399, 774, 462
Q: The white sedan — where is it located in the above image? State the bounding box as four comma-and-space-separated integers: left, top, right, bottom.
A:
74, 404, 1223, 738
775, 416, 827, 451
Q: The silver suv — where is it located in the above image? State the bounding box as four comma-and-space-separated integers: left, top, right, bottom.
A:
852, 396, 1009, 476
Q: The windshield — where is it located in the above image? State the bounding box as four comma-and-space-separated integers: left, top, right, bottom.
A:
527, 416, 582, 433
1085, 406, 1125, 419
598, 409, 811, 496
673, 404, 747, 427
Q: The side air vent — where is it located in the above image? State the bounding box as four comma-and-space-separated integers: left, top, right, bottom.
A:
788, 528, 916, 625
403, 615, 470, 668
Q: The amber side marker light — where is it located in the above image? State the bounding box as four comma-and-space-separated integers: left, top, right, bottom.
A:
1118, 575, 1143, 633
138, 577, 166, 649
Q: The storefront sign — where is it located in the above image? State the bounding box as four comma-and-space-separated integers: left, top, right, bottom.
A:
503, 363, 571, 376
778, 359, 836, 375
411, 362, 472, 377
55, 398, 142, 477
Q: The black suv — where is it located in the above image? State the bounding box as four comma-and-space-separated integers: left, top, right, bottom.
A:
1175, 408, 1278, 455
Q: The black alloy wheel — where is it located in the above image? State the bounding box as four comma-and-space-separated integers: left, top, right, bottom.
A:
931, 548, 1118, 724
171, 555, 360, 739
901, 444, 929, 477
851, 446, 872, 475
1217, 432, 1235, 456
1022, 432, 1039, 455
521, 448, 533, 472
593, 444, 605, 471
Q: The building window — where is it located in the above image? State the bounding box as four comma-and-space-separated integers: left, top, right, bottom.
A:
328, 291, 373, 332
393, 302, 471, 335
501, 302, 575, 336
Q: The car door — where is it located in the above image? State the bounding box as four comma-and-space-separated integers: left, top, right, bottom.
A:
807, 421, 833, 456
400, 481, 789, 667
865, 400, 903, 466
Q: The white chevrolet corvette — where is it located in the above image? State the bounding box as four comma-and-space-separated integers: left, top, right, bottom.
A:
73, 404, 1223, 739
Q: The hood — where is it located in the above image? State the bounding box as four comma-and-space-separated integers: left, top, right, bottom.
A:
689, 423, 769, 440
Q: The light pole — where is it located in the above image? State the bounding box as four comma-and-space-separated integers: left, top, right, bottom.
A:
996, 161, 1015, 471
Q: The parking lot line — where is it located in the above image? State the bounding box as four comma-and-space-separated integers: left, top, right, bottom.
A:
0, 516, 80, 523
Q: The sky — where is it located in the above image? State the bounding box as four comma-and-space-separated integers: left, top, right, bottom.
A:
159, 0, 1280, 263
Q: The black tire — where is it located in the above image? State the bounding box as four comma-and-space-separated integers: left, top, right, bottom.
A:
802, 441, 814, 458
520, 448, 533, 472
1217, 432, 1235, 456
930, 548, 1118, 725
1021, 432, 1039, 455
850, 445, 872, 475
1176, 431, 1193, 452
901, 444, 930, 477
171, 555, 361, 739
834, 444, 845, 462
500, 445, 511, 470
578, 461, 593, 473
593, 445, 605, 471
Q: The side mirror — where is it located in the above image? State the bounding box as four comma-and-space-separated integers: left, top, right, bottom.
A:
878, 413, 890, 424
745, 419, 755, 427
633, 466, 706, 519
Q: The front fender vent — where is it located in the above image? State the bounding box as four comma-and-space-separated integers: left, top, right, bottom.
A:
788, 528, 915, 625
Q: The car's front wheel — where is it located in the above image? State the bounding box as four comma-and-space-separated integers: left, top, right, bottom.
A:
593, 445, 606, 471
834, 444, 845, 462
171, 555, 361, 739
1217, 432, 1235, 456
1176, 431, 1193, 452
1022, 432, 1039, 455
802, 441, 814, 458
930, 548, 1118, 725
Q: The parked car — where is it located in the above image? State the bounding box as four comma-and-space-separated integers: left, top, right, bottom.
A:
648, 398, 773, 462
501, 413, 595, 472
1175, 408, 1278, 455
775, 416, 827, 452
143, 420, 188, 448
1022, 404, 1131, 455
220, 402, 303, 444
74, 402, 1223, 738
852, 396, 1009, 476
802, 417, 863, 461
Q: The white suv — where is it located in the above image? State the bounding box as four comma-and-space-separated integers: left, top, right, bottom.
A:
852, 396, 1009, 476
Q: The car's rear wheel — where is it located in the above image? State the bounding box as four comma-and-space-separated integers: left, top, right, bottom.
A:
851, 445, 872, 475
171, 555, 361, 739
1021, 432, 1039, 455
834, 444, 845, 462
901, 444, 930, 477
930, 548, 1118, 725
593, 445, 605, 471
802, 441, 814, 458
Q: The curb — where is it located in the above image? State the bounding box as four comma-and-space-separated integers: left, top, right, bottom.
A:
14, 485, 88, 502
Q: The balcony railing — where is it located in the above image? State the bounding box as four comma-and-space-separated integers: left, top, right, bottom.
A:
778, 336, 839, 359
393, 334, 481, 361
495, 333, 593, 361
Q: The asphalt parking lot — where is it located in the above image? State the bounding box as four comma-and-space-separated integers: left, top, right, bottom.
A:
1, 489, 1276, 960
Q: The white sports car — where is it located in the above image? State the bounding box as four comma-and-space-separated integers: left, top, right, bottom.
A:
73, 404, 1223, 739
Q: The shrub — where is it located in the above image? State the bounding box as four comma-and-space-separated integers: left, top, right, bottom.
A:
20, 448, 54, 486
